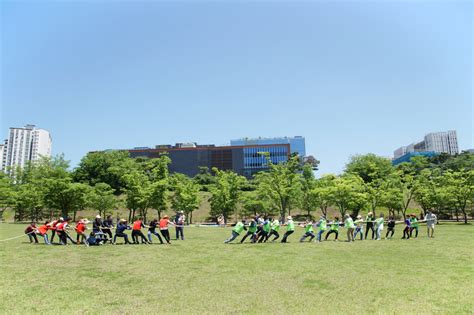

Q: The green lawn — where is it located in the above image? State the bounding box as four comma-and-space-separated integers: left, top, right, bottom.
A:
0, 223, 473, 314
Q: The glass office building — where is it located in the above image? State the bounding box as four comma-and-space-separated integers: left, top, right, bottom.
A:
231, 136, 306, 158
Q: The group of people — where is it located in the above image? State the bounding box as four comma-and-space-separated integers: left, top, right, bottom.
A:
224, 210, 438, 244
24, 211, 187, 246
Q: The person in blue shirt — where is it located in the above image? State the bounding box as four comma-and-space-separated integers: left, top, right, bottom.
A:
113, 219, 132, 244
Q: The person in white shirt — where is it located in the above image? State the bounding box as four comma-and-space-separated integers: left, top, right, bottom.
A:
424, 210, 437, 238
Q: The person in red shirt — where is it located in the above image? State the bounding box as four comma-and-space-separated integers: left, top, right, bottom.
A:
159, 215, 174, 244
48, 217, 62, 244
131, 217, 149, 244
36, 221, 52, 245
75, 219, 89, 245
56, 217, 74, 245
24, 223, 38, 244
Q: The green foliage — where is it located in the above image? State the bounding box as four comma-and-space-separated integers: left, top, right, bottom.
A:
329, 174, 368, 217
209, 168, 246, 223
89, 183, 118, 219
170, 173, 201, 223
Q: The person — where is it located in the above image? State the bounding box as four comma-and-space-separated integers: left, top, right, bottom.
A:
101, 215, 114, 243
240, 217, 258, 243
147, 218, 164, 244
224, 220, 246, 243
174, 211, 185, 240
344, 214, 355, 242
316, 216, 327, 242
93, 215, 107, 242
159, 215, 173, 244
424, 210, 437, 238
36, 221, 52, 245
281, 216, 295, 243
299, 219, 315, 242
325, 217, 340, 241
217, 215, 225, 227
385, 216, 396, 239
132, 217, 150, 244
25, 223, 38, 244
258, 217, 271, 243
375, 214, 384, 241
86, 231, 103, 246
410, 214, 419, 238
56, 217, 75, 245
75, 219, 88, 245
402, 216, 411, 239
48, 217, 62, 243
268, 217, 280, 242
113, 219, 132, 244
255, 215, 264, 240
365, 212, 375, 240
353, 215, 364, 240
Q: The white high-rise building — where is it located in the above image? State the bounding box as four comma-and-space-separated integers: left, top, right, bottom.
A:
1, 124, 52, 171
393, 130, 459, 158
424, 131, 459, 155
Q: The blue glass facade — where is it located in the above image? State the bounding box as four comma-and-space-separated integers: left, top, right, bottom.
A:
231, 136, 306, 158
243, 146, 289, 169
392, 151, 438, 165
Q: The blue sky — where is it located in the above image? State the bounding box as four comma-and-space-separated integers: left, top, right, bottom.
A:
1, 0, 472, 174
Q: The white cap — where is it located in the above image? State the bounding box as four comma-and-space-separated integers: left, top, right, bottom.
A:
287, 216, 292, 220
96, 215, 101, 219
59, 217, 64, 221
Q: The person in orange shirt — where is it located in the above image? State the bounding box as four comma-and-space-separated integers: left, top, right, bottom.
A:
48, 217, 62, 244
159, 215, 174, 244
132, 217, 150, 244
36, 221, 52, 245
75, 219, 89, 245
56, 217, 75, 245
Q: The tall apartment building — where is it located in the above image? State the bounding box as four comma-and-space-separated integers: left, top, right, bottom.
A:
1, 124, 52, 171
393, 130, 459, 164
230, 136, 306, 159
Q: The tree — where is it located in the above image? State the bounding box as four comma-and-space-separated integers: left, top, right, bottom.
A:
309, 175, 335, 217
170, 173, 201, 223
345, 154, 394, 216
0, 173, 14, 221
122, 170, 151, 222
14, 183, 44, 222
89, 183, 117, 219
303, 155, 320, 170
443, 170, 474, 224
300, 164, 317, 217
329, 175, 367, 218
43, 178, 92, 220
209, 169, 246, 223
254, 155, 302, 223
73, 151, 136, 194
193, 166, 216, 190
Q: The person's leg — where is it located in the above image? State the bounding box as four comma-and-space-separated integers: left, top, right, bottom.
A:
325, 230, 333, 240
272, 231, 280, 241
347, 229, 351, 242
371, 226, 375, 240
153, 231, 164, 244
140, 231, 148, 243
43, 233, 51, 245
50, 230, 56, 243
309, 232, 315, 241
317, 230, 322, 242
147, 231, 153, 242
364, 227, 369, 239
240, 232, 250, 243
258, 232, 266, 243
281, 231, 289, 243
180, 227, 184, 240
225, 231, 239, 243
175, 227, 179, 240
334, 231, 339, 240
415, 227, 418, 238
300, 233, 307, 242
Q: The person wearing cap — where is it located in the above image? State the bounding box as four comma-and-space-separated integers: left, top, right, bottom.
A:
113, 219, 132, 244
56, 217, 74, 245
353, 215, 364, 240
159, 215, 174, 244
300, 219, 316, 242
174, 211, 185, 241
75, 219, 89, 245
281, 216, 295, 243
344, 214, 355, 242
316, 216, 327, 242
424, 210, 437, 238
93, 215, 107, 242
224, 219, 247, 243
268, 217, 280, 242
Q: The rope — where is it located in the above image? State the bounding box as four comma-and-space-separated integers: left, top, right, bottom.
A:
0, 231, 35, 242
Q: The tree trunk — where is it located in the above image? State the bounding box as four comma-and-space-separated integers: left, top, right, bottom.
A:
190, 211, 193, 224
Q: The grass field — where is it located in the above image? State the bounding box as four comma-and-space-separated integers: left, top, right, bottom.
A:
0, 223, 473, 314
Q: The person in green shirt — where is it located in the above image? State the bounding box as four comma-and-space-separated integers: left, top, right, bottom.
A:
224, 220, 247, 243
316, 216, 327, 242
257, 217, 272, 243
375, 213, 384, 241
344, 214, 355, 242
300, 219, 316, 242
281, 216, 295, 243
325, 217, 340, 241
409, 214, 419, 238
240, 217, 258, 243
268, 218, 280, 242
